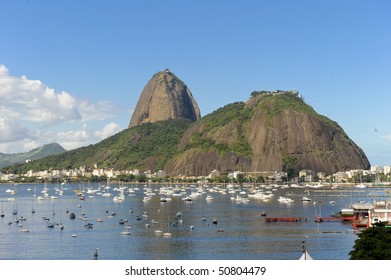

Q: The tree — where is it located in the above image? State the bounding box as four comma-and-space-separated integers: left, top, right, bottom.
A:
282, 155, 299, 179
349, 222, 391, 260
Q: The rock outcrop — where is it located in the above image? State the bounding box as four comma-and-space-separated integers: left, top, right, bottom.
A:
129, 69, 201, 128
164, 92, 370, 176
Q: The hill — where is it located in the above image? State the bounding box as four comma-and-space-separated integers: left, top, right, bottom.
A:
0, 143, 66, 168
3, 118, 193, 174
165, 91, 370, 176
1, 82, 370, 178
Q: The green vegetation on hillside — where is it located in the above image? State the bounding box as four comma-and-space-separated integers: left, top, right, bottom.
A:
256, 93, 313, 117
184, 102, 254, 156
256, 93, 343, 131
2, 118, 193, 174
0, 143, 66, 168
1, 90, 366, 177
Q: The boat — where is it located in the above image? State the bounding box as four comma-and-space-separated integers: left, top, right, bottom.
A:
120, 228, 131, 235
299, 238, 313, 260
163, 209, 172, 237
355, 183, 367, 189
1, 201, 4, 218
299, 250, 313, 260
84, 222, 93, 229
278, 196, 294, 203
12, 209, 17, 215
368, 200, 391, 225
302, 196, 311, 202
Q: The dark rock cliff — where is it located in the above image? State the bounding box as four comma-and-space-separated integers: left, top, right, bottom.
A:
129, 69, 201, 128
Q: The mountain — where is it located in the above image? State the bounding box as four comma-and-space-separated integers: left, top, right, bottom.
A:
164, 91, 370, 176
6, 118, 193, 174
129, 69, 201, 127
0, 143, 66, 168
2, 82, 370, 177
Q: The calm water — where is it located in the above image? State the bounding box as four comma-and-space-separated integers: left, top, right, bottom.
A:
0, 182, 383, 260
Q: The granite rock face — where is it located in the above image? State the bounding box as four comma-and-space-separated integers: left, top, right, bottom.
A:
164, 93, 370, 176
129, 70, 201, 128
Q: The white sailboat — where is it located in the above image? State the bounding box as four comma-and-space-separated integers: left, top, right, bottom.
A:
299, 238, 313, 260
120, 227, 131, 235
299, 250, 313, 260
1, 201, 4, 218
163, 210, 172, 237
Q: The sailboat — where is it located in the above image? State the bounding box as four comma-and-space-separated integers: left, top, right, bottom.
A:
120, 226, 131, 235
31, 198, 35, 214
299, 238, 313, 260
299, 250, 313, 260
163, 210, 172, 237
1, 201, 4, 218
12, 199, 17, 215
58, 196, 64, 230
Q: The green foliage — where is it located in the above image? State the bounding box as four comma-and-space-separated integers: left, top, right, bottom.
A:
257, 93, 312, 118
350, 222, 391, 260
0, 143, 66, 168
184, 102, 253, 156
250, 90, 271, 97
256, 93, 344, 133
282, 155, 300, 179
2, 118, 193, 174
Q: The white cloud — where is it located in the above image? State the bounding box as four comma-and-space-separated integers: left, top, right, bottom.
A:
94, 122, 122, 140
0, 117, 30, 142
0, 64, 124, 153
78, 100, 116, 122
55, 123, 122, 151
383, 134, 391, 142
0, 64, 116, 125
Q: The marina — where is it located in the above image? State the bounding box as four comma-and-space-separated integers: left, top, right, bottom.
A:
0, 182, 389, 260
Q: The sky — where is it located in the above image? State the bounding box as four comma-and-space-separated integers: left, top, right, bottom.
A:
0, 0, 390, 167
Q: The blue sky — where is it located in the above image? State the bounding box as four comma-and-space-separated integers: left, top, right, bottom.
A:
0, 0, 390, 167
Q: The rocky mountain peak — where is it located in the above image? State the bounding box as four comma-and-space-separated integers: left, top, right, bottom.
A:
129, 69, 201, 128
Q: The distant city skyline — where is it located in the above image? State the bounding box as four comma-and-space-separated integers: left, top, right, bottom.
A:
0, 1, 390, 166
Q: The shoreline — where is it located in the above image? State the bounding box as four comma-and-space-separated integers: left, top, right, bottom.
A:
0, 181, 390, 188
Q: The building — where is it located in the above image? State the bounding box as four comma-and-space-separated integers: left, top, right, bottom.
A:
207, 170, 220, 179
156, 170, 166, 178
299, 170, 315, 182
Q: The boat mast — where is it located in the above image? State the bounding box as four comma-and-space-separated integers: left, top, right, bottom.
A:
302, 238, 308, 260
